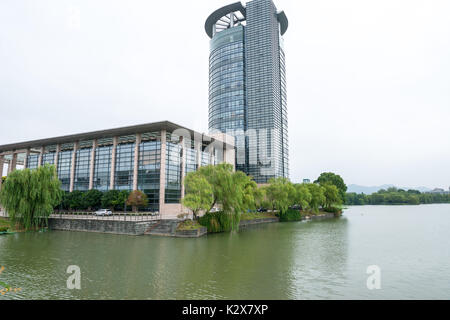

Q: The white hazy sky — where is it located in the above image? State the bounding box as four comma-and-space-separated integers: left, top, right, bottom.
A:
0, 0, 449, 189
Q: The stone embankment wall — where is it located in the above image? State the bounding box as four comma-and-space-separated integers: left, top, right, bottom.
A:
308, 213, 336, 220
239, 217, 280, 228
48, 219, 158, 236
175, 227, 208, 238
48, 213, 337, 237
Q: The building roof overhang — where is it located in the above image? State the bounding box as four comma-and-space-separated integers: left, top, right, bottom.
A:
205, 2, 247, 38
205, 2, 288, 39
0, 121, 234, 154
278, 11, 289, 36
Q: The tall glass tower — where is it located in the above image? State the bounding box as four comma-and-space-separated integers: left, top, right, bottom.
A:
205, 0, 289, 183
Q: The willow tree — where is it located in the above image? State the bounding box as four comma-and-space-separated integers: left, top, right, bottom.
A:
186, 164, 259, 231
322, 183, 342, 210
0, 164, 62, 230
306, 183, 326, 213
294, 183, 312, 211
182, 173, 214, 220
264, 177, 295, 216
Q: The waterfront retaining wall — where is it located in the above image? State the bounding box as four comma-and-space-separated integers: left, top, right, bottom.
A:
239, 217, 280, 228
48, 213, 336, 237
145, 220, 179, 237
48, 218, 158, 236
175, 227, 208, 238
310, 213, 336, 220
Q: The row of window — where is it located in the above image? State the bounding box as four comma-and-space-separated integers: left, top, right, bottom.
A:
26, 142, 161, 203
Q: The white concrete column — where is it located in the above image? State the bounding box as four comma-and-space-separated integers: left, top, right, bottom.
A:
8, 153, 17, 174
159, 130, 167, 213
132, 134, 142, 191
209, 147, 214, 165
196, 141, 202, 169
69, 142, 79, 192
109, 137, 118, 190
54, 144, 61, 172
88, 140, 97, 190
225, 145, 236, 171
37, 147, 44, 167
180, 137, 186, 199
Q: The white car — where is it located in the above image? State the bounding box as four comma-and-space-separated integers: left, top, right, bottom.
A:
95, 209, 112, 216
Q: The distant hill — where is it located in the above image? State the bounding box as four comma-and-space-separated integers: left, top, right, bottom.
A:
348, 184, 432, 195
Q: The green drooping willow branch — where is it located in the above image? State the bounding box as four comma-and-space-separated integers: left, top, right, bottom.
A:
0, 165, 62, 230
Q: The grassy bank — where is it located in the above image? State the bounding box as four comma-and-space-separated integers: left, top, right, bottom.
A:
177, 220, 203, 231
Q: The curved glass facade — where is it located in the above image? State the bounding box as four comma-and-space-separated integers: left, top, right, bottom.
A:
207, 0, 289, 183
209, 26, 246, 133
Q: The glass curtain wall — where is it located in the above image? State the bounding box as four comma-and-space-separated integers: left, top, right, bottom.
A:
57, 150, 73, 192
138, 134, 161, 211
73, 147, 91, 191
26, 154, 39, 170
201, 151, 211, 167
42, 146, 57, 166
165, 140, 182, 204
114, 143, 135, 191
93, 145, 112, 191
42, 153, 55, 165
209, 26, 246, 174
185, 147, 197, 175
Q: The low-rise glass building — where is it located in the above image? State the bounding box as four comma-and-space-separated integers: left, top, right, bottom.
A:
0, 121, 235, 219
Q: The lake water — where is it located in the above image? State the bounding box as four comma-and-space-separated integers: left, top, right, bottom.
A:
1, 204, 449, 300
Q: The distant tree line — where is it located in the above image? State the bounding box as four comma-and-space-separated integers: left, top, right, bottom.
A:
346, 187, 450, 205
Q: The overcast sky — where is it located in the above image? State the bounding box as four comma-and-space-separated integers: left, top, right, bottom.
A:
0, 0, 449, 189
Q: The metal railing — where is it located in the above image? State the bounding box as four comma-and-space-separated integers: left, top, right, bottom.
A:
50, 211, 161, 222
